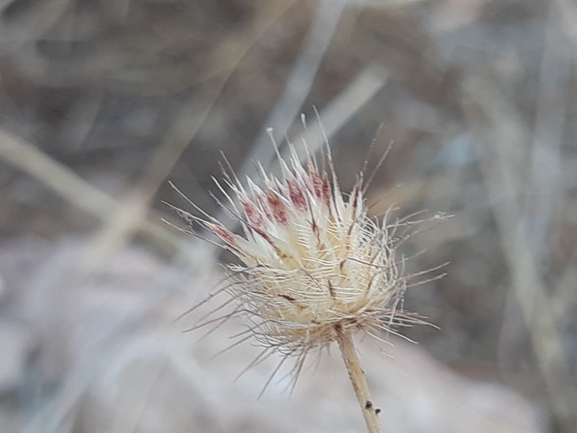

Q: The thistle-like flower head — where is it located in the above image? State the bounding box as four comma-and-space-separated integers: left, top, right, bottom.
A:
173, 141, 420, 367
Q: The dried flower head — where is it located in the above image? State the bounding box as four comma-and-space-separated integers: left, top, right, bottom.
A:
172, 140, 433, 355
168, 137, 441, 433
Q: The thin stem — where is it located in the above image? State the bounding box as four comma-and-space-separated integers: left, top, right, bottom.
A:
336, 325, 382, 433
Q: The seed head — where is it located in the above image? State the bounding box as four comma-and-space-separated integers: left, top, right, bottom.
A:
171, 142, 428, 383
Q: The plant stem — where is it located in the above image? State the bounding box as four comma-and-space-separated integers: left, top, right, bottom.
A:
336, 325, 382, 433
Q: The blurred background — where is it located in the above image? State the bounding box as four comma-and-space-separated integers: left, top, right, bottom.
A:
0, 0, 576, 432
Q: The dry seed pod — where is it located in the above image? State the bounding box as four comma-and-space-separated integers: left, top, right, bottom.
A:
169, 140, 440, 433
